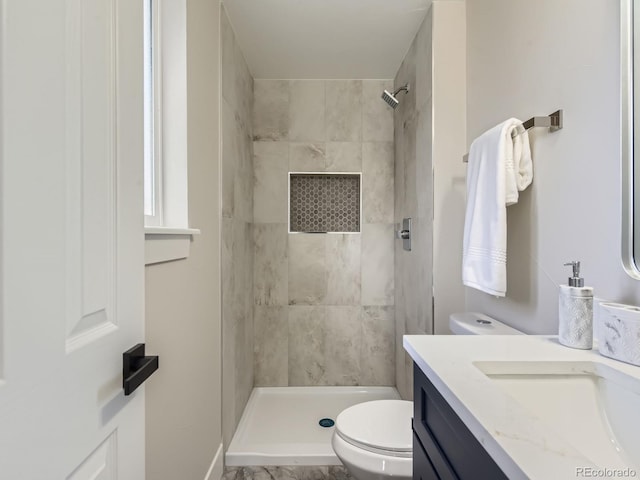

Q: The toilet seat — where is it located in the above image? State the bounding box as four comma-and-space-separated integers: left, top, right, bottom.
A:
334, 400, 413, 458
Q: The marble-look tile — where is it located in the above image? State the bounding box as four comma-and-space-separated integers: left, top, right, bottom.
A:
234, 300, 252, 428
235, 120, 254, 223
395, 319, 409, 400
221, 217, 237, 447
221, 7, 253, 129
327, 467, 353, 480
221, 217, 235, 307
360, 306, 395, 385
363, 80, 394, 142
412, 217, 433, 335
324, 306, 362, 385
288, 234, 327, 305
362, 142, 394, 223
232, 220, 254, 311
254, 306, 288, 386
393, 120, 405, 224
289, 143, 326, 172
325, 234, 361, 306
222, 11, 254, 222
223, 466, 353, 480
400, 117, 417, 223
415, 102, 433, 223
414, 7, 433, 109
361, 224, 394, 306
288, 306, 327, 385
233, 220, 254, 424
399, 243, 420, 336
404, 350, 414, 400
325, 80, 362, 142
253, 142, 288, 223
254, 223, 288, 306
221, 8, 238, 114
235, 38, 254, 137
221, 99, 236, 218
289, 81, 325, 142
395, 40, 417, 118
325, 142, 362, 172
253, 80, 289, 141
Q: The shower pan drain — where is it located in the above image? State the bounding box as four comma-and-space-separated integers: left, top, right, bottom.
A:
318, 418, 335, 428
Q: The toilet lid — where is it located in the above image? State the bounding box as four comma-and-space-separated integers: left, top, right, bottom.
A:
335, 400, 413, 454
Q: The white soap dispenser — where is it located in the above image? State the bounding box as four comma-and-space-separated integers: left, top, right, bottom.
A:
558, 261, 593, 349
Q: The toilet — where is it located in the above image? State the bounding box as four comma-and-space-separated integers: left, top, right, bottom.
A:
332, 400, 413, 480
449, 311, 524, 335
332, 313, 523, 480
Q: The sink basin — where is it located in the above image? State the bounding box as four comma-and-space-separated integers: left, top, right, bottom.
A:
473, 361, 640, 469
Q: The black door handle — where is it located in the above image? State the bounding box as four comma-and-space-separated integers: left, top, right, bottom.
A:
123, 343, 159, 396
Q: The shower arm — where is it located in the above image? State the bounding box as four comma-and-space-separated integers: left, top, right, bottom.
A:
393, 84, 410, 96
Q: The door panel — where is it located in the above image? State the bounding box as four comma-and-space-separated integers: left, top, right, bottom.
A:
0, 0, 145, 478
65, 0, 118, 352
67, 432, 117, 480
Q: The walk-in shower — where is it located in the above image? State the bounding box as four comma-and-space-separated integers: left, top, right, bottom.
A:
381, 84, 410, 109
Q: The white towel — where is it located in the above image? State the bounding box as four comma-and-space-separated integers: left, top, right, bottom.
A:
462, 118, 532, 297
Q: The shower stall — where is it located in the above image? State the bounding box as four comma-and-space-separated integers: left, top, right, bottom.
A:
219, 0, 466, 471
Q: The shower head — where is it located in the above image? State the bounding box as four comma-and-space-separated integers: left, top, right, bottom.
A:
381, 84, 410, 109
381, 90, 399, 108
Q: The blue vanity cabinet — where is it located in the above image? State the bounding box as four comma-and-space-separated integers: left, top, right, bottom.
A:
412, 364, 509, 480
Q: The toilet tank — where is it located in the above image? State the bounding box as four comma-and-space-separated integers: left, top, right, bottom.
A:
449, 312, 524, 335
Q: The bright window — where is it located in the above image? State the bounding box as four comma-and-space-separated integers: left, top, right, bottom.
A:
143, 0, 199, 264
144, 0, 162, 225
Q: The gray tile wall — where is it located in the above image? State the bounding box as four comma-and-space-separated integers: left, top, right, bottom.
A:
221, 6, 255, 448
394, 10, 434, 401
253, 79, 396, 387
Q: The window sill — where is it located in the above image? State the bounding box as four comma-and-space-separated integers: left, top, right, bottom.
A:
145, 226, 201, 265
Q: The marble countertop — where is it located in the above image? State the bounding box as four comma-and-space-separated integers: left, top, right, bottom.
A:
403, 335, 640, 480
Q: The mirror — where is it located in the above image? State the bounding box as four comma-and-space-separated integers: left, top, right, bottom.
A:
622, 0, 640, 278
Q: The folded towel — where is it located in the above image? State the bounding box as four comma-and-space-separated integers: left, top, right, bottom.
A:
462, 118, 532, 297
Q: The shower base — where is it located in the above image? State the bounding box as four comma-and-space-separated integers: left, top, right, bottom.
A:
225, 386, 401, 466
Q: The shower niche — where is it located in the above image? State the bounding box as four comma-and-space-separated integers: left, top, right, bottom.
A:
288, 172, 361, 234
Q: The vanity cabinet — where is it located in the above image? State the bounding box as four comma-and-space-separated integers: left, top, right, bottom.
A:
412, 364, 508, 480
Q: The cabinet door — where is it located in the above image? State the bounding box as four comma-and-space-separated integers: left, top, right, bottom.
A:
414, 364, 509, 480
413, 432, 439, 480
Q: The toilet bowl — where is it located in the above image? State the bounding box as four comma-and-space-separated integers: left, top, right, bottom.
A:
331, 400, 413, 480
449, 311, 524, 335
332, 313, 521, 480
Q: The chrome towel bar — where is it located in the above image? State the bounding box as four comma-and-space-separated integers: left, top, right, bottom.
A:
463, 109, 563, 163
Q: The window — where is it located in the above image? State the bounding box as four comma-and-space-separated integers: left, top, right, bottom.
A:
143, 0, 199, 264
144, 0, 161, 225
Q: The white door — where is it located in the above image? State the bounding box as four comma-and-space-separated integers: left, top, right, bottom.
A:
0, 0, 145, 478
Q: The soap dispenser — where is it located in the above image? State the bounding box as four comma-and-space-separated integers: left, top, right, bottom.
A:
558, 261, 593, 349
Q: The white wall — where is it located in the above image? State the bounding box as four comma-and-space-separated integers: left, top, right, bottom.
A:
145, 0, 222, 478
432, 0, 466, 333
466, 0, 640, 334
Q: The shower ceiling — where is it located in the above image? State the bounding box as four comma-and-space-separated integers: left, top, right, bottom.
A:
222, 0, 431, 79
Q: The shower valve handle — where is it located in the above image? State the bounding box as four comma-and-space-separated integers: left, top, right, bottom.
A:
397, 229, 410, 240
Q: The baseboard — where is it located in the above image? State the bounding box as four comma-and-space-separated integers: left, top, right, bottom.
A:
204, 443, 224, 480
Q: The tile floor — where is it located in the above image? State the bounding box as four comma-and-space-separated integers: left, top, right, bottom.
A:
222, 466, 353, 480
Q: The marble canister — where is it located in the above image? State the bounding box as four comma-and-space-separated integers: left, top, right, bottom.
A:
598, 302, 640, 367
558, 285, 593, 349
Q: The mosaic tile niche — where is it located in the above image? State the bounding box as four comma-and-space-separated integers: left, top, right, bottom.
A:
289, 173, 361, 233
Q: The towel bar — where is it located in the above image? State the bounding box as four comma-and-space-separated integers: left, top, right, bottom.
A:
462, 110, 563, 163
